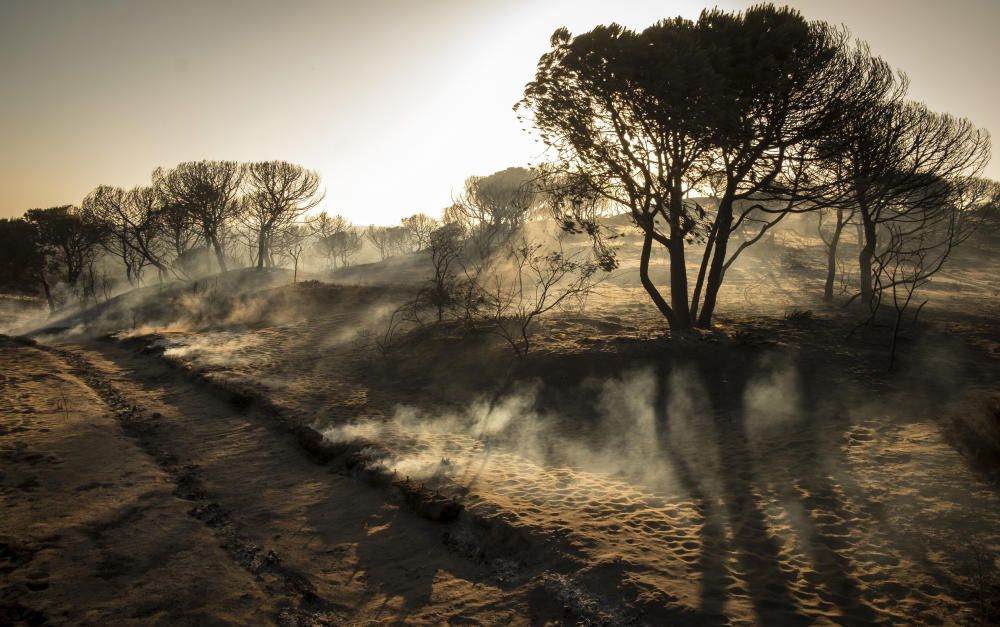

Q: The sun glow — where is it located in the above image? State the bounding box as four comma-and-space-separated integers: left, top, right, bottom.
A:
0, 0, 996, 224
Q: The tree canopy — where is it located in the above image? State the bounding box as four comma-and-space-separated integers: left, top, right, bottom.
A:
519, 5, 900, 330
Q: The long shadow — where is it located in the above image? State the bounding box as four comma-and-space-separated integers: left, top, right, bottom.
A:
716, 347, 934, 624
654, 355, 810, 625
756, 415, 881, 624
304, 499, 443, 613
783, 354, 978, 618
653, 371, 730, 624
795, 412, 981, 614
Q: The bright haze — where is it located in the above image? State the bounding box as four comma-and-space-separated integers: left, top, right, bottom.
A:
1, 0, 996, 225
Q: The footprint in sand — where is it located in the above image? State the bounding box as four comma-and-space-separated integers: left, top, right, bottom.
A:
844, 427, 876, 446
24, 570, 50, 592
17, 477, 40, 492
0, 539, 37, 575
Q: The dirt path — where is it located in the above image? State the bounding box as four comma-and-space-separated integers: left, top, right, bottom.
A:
0, 337, 539, 625
0, 337, 277, 625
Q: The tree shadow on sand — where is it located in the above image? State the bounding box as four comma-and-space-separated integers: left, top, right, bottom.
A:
303, 498, 460, 619
651, 354, 881, 625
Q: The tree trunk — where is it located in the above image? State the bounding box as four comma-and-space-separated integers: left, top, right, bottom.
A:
690, 218, 719, 321
696, 195, 734, 328
256, 231, 267, 270
823, 208, 847, 302
858, 208, 876, 307
668, 186, 691, 329
210, 235, 228, 273
668, 242, 692, 330
639, 229, 677, 330
40, 276, 55, 313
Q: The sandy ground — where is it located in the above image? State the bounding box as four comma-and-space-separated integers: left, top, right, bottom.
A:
0, 336, 548, 625
0, 337, 278, 625
120, 291, 1000, 625
4, 228, 1000, 625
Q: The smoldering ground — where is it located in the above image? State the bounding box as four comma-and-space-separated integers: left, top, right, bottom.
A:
4, 214, 1000, 623
318, 336, 974, 497
312, 331, 1000, 623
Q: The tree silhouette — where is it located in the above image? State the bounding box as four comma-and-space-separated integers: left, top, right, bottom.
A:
424, 221, 465, 322
400, 213, 439, 251
272, 224, 311, 283
81, 185, 143, 285
82, 184, 169, 284
365, 225, 410, 260
158, 199, 201, 266
520, 6, 893, 331
243, 161, 323, 270
817, 206, 855, 302
24, 206, 104, 290
827, 100, 990, 306
447, 167, 539, 260
0, 218, 53, 310
126, 185, 172, 279
310, 212, 362, 268
155, 161, 243, 272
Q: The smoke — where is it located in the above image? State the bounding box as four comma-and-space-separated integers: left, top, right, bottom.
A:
743, 352, 803, 443
159, 331, 267, 369
4, 204, 994, 622
0, 293, 61, 337
317, 300, 400, 351
315, 355, 813, 504
320, 383, 555, 485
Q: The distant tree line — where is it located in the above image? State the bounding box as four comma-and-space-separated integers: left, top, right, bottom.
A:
0, 160, 445, 312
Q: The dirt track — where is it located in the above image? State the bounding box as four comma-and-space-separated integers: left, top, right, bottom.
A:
0, 336, 544, 625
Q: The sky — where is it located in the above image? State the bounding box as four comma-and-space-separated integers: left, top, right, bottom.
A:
1, 0, 997, 225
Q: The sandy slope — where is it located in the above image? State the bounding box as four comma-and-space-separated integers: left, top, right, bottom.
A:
125, 285, 1000, 625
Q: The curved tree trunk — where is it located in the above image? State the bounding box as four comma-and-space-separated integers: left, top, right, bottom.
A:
210, 235, 228, 273
256, 231, 268, 270
858, 207, 876, 307
823, 208, 847, 302
668, 185, 692, 329
690, 218, 719, 322
697, 196, 733, 328
638, 230, 677, 331
669, 240, 692, 330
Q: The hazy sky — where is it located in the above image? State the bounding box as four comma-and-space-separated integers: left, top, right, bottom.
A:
1, 0, 997, 224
